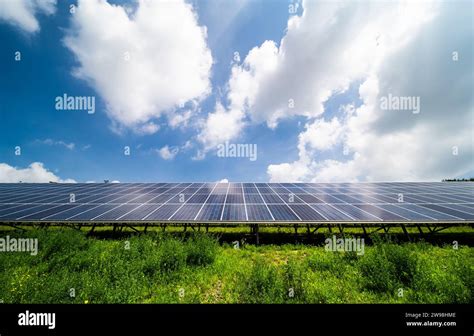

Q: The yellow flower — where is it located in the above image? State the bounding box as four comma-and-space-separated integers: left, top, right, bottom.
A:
84, 300, 89, 304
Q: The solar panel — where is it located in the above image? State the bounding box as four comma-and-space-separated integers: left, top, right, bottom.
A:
394, 204, 460, 220
68, 204, 119, 221
330, 204, 382, 221
418, 204, 474, 220
0, 182, 471, 223
222, 204, 246, 221
171, 205, 202, 220
261, 194, 285, 204
17, 204, 81, 221
144, 204, 181, 220
195, 204, 223, 221
246, 204, 273, 221
118, 204, 160, 221
44, 204, 100, 220
244, 194, 265, 204
93, 204, 141, 220
308, 204, 353, 221
267, 204, 299, 221
288, 204, 326, 221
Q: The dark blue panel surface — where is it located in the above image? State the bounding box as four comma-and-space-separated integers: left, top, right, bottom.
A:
288, 204, 326, 221
267, 205, 299, 221
171, 205, 203, 220
196, 204, 224, 221
144, 204, 181, 220
0, 182, 471, 223
222, 204, 246, 221
246, 204, 273, 221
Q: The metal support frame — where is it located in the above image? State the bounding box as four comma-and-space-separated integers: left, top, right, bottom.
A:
400, 224, 410, 240
0, 221, 469, 241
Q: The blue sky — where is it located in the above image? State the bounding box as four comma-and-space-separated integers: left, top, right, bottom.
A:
0, 0, 472, 183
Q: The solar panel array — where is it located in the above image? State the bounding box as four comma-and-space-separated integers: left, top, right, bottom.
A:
0, 182, 472, 223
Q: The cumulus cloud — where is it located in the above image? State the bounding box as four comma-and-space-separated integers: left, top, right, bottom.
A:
198, 0, 440, 155
0, 0, 56, 33
64, 0, 212, 134
197, 102, 245, 151
197, 40, 278, 152
158, 145, 179, 160
268, 1, 473, 182
0, 162, 75, 183
230, 1, 439, 128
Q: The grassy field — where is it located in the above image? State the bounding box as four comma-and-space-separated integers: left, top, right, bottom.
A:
0, 228, 472, 304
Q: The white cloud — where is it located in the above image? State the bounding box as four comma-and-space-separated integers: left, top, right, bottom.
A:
64, 0, 212, 134
0, 162, 75, 183
35, 139, 75, 150
181, 140, 193, 151
268, 1, 473, 182
198, 0, 440, 154
299, 117, 343, 152
196, 40, 279, 152
217, 178, 229, 183
229, 1, 439, 129
158, 145, 179, 160
197, 102, 245, 151
0, 0, 56, 33
169, 110, 192, 129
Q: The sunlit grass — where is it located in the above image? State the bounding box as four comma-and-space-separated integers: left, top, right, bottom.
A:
0, 229, 472, 304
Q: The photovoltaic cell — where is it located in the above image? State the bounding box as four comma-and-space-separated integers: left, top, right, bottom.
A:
330, 204, 381, 221
0, 204, 34, 216
244, 194, 265, 204
418, 204, 473, 220
144, 204, 181, 220
246, 204, 273, 221
118, 204, 161, 220
93, 204, 141, 220
0, 204, 51, 220
226, 194, 245, 204
288, 204, 326, 221
222, 204, 246, 221
267, 205, 299, 221
68, 204, 119, 220
351, 204, 407, 221
196, 204, 224, 221
0, 182, 471, 223
171, 205, 203, 220
18, 204, 81, 220
442, 204, 474, 215
44, 204, 101, 220
395, 204, 459, 220
309, 204, 353, 221
206, 194, 226, 203
375, 204, 434, 221
261, 194, 285, 204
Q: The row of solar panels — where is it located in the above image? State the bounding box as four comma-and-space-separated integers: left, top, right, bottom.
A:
0, 182, 472, 194
0, 192, 472, 205
0, 183, 472, 199
0, 201, 473, 222
0, 183, 471, 223
1, 182, 472, 187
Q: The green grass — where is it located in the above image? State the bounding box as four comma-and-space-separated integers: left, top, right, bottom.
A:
0, 229, 472, 304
